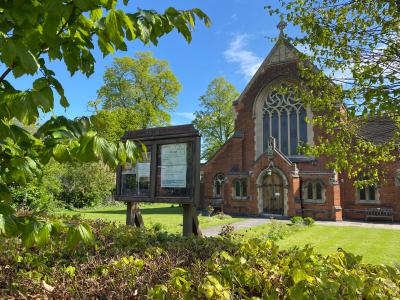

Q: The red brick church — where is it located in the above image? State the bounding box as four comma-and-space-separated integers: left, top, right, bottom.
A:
200, 24, 400, 221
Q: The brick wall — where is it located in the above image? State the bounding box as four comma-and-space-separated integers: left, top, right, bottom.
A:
200, 57, 399, 221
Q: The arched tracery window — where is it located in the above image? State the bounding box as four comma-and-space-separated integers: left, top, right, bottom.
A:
213, 174, 225, 197
232, 179, 248, 199
263, 89, 308, 156
302, 180, 325, 203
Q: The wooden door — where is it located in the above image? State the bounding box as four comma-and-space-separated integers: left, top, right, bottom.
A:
262, 173, 284, 215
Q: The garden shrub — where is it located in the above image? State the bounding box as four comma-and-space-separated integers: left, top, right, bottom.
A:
219, 224, 235, 237
58, 162, 115, 208
290, 216, 316, 226
291, 216, 304, 225
1, 216, 399, 299
304, 217, 315, 226
10, 184, 61, 212
267, 219, 291, 241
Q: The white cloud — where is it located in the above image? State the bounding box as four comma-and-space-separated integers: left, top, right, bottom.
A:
173, 112, 195, 121
224, 34, 263, 80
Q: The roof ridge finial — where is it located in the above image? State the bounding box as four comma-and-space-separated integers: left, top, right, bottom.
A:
277, 20, 287, 37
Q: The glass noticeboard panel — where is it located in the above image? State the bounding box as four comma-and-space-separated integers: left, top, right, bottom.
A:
156, 142, 192, 197
121, 150, 151, 197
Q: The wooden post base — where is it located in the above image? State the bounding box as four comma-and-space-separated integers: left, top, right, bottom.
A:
183, 204, 202, 237
126, 202, 144, 227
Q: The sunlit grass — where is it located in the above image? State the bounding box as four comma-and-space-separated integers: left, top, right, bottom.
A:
58, 203, 245, 234
240, 223, 400, 265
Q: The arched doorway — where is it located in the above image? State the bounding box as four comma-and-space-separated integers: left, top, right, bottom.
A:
262, 172, 284, 214
256, 165, 288, 215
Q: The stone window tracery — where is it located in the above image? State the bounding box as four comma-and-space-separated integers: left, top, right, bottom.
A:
356, 176, 379, 203
263, 89, 308, 156
232, 179, 247, 199
213, 174, 225, 198
302, 180, 325, 203
357, 185, 378, 203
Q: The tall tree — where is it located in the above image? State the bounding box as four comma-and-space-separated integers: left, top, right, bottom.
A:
96, 53, 181, 128
91, 107, 142, 143
0, 0, 210, 247
268, 0, 400, 185
193, 77, 239, 160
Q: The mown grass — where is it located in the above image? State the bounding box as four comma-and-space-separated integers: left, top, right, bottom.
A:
240, 222, 400, 265
58, 203, 245, 234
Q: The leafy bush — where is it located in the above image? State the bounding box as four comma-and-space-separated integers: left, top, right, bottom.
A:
58, 162, 115, 208
219, 224, 235, 237
291, 216, 304, 225
267, 219, 291, 241
1, 216, 399, 299
291, 216, 316, 227
304, 217, 315, 226
10, 184, 61, 212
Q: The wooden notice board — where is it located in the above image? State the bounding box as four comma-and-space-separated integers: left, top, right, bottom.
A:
114, 124, 201, 236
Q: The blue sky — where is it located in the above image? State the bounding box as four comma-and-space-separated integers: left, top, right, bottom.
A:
12, 0, 299, 125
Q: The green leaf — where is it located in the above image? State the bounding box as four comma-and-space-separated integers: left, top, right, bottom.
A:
0, 214, 5, 235
36, 222, 52, 246
90, 8, 103, 22
15, 41, 40, 74
77, 223, 94, 245
0, 202, 15, 216
52, 144, 70, 162
7, 91, 39, 124
73, 0, 97, 11
105, 9, 124, 47
32, 87, 54, 112
1, 39, 17, 67
0, 183, 12, 203
93, 135, 117, 167
66, 222, 94, 249
60, 95, 70, 108
33, 78, 48, 91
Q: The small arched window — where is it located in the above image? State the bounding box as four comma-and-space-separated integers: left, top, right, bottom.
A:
307, 182, 313, 200
316, 182, 322, 200
303, 180, 325, 203
235, 181, 241, 197
232, 179, 248, 200
214, 174, 225, 198
242, 181, 247, 197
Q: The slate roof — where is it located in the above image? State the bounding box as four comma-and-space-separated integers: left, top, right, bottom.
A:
122, 124, 199, 141
358, 116, 399, 144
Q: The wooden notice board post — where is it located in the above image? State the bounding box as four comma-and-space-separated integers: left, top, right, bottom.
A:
114, 124, 201, 237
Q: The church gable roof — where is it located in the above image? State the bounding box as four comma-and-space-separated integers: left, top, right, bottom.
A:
234, 22, 301, 106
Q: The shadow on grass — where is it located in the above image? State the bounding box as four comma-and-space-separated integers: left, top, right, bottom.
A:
82, 206, 183, 216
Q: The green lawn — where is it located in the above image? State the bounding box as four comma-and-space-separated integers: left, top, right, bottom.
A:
58, 203, 245, 234
240, 223, 400, 265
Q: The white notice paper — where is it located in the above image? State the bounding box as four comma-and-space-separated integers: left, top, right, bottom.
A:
160, 143, 187, 188
137, 162, 150, 178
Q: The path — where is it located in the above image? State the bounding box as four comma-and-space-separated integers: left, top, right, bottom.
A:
202, 218, 400, 237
